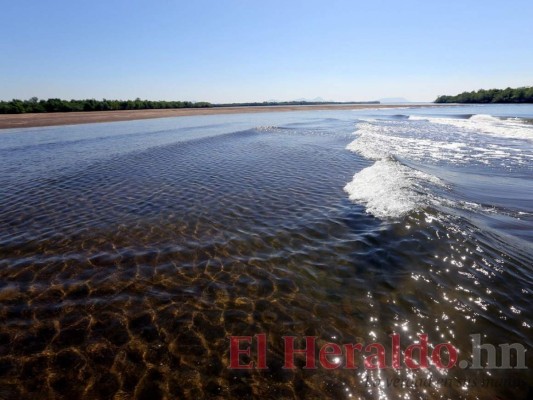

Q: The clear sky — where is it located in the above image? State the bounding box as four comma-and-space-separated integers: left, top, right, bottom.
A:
1, 0, 532, 103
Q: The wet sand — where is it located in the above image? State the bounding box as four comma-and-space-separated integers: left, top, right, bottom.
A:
0, 104, 433, 130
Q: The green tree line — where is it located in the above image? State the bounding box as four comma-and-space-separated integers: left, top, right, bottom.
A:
213, 100, 379, 107
0, 97, 212, 114
435, 86, 533, 103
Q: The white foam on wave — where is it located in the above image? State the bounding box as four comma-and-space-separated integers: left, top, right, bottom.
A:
345, 121, 446, 218
409, 114, 533, 141
344, 114, 532, 219
347, 122, 471, 163
344, 159, 441, 219
348, 121, 528, 166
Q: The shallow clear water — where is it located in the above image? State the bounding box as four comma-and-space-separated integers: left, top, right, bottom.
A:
0, 105, 532, 399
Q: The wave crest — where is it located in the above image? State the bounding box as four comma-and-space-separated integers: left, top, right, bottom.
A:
344, 159, 441, 219
410, 114, 533, 141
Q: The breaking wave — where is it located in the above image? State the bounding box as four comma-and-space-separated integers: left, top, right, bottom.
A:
409, 113, 533, 141
345, 112, 533, 219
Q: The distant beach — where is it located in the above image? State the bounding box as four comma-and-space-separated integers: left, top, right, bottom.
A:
0, 104, 437, 130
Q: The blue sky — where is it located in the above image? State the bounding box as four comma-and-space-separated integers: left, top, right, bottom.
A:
1, 0, 532, 102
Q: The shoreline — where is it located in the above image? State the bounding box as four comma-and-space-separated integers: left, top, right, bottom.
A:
0, 104, 439, 130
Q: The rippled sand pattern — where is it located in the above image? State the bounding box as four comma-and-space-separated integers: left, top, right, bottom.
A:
0, 124, 531, 399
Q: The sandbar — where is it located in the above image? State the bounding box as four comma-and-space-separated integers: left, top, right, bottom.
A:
0, 104, 438, 130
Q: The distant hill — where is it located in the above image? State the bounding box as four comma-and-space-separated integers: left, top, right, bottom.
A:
294, 97, 330, 103
378, 97, 411, 103
269, 97, 379, 103
214, 100, 380, 107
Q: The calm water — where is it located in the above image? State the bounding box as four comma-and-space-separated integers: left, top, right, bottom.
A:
0, 105, 532, 399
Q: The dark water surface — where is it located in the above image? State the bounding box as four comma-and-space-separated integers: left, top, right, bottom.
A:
0, 106, 532, 399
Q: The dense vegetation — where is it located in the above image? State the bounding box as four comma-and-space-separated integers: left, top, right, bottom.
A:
0, 98, 380, 114
435, 86, 533, 103
0, 98, 212, 114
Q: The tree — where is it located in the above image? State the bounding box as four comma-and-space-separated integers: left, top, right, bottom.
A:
434, 86, 533, 103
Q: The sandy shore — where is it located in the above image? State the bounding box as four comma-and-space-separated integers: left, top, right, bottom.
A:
0, 104, 435, 130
